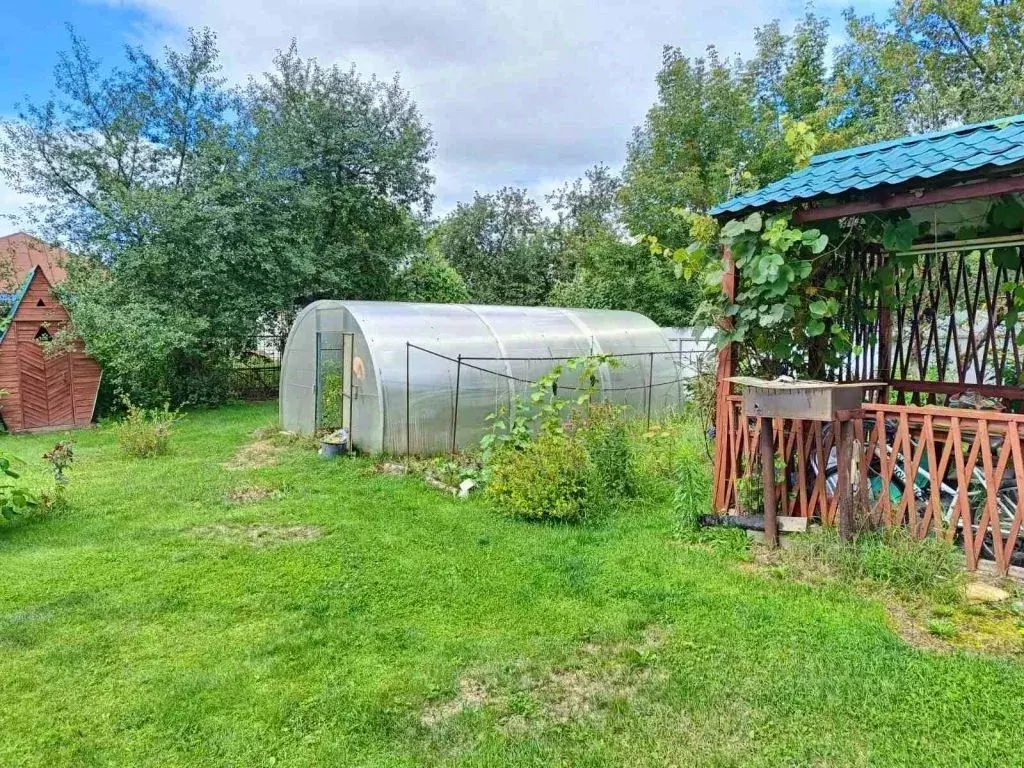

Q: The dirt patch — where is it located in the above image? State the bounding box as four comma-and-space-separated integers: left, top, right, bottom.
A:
421, 626, 671, 731
530, 628, 669, 724
420, 676, 488, 726
740, 541, 1024, 655
223, 440, 282, 470
375, 462, 408, 476
885, 602, 955, 652
190, 523, 322, 547
224, 483, 281, 504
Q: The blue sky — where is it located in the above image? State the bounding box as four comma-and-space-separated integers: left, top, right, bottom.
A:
0, 0, 891, 227
0, 1, 152, 114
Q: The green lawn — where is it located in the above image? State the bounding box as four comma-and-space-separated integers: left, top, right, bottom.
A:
1, 402, 1022, 766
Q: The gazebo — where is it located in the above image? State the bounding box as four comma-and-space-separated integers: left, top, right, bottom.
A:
708, 114, 1024, 575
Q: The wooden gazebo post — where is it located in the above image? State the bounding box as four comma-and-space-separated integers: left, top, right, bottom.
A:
711, 247, 737, 512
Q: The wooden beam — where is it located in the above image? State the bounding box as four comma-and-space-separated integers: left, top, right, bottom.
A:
711, 247, 738, 512
793, 174, 1024, 224
889, 379, 1024, 401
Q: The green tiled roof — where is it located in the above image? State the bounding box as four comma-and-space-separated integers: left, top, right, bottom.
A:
0, 266, 37, 344
711, 114, 1024, 217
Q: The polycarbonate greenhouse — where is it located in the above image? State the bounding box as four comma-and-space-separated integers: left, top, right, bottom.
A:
280, 301, 683, 455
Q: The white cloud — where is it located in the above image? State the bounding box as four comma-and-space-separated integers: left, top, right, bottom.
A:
93, 0, 897, 217
102, 0, 812, 214
0, 180, 38, 233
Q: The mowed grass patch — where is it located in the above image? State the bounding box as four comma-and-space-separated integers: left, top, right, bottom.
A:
0, 402, 1021, 766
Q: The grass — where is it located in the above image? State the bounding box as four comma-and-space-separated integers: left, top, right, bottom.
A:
0, 402, 1023, 766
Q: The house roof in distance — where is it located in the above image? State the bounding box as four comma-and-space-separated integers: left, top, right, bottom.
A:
711, 113, 1024, 217
0, 232, 68, 288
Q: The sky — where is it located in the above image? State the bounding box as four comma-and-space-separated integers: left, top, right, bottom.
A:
0, 0, 891, 228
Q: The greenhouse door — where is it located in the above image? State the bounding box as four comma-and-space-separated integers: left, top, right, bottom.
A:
314, 331, 355, 438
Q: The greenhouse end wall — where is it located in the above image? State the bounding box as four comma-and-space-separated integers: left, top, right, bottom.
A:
280, 301, 683, 455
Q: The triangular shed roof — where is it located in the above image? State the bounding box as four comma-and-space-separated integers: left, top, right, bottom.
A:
712, 114, 1024, 220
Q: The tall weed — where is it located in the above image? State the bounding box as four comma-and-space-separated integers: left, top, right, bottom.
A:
115, 399, 183, 458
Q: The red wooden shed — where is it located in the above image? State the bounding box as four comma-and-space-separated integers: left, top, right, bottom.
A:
0, 233, 101, 432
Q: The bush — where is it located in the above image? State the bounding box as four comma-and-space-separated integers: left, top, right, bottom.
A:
486, 432, 597, 522
577, 404, 639, 499
115, 400, 183, 458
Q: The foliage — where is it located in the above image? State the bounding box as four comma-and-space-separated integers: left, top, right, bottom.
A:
245, 42, 434, 304
620, 10, 834, 251
114, 399, 183, 458
318, 360, 344, 430
479, 399, 531, 479
1, 31, 433, 407
673, 425, 713, 531
545, 164, 623, 280
547, 232, 699, 326
486, 431, 597, 522
42, 441, 74, 485
480, 354, 628, 503
397, 250, 470, 304
833, 2, 1024, 141
432, 187, 554, 306
0, 453, 40, 522
683, 348, 718, 445
575, 403, 639, 500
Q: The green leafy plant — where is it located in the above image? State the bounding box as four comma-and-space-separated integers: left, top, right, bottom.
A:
479, 354, 619, 470
114, 398, 184, 458
486, 431, 598, 522
43, 441, 75, 484
673, 429, 714, 531
0, 453, 40, 522
576, 402, 639, 499
479, 398, 532, 477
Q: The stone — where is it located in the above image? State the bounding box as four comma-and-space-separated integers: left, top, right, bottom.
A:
458, 479, 477, 499
966, 581, 1010, 604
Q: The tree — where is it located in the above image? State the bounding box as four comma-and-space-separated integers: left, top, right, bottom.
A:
432, 187, 554, 306
1, 29, 280, 404
547, 231, 698, 327
833, 2, 1024, 140
1, 31, 436, 405
546, 164, 622, 281
246, 42, 435, 304
620, 11, 834, 252
397, 250, 469, 304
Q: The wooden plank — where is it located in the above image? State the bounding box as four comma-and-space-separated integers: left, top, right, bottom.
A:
793, 174, 1024, 224
711, 246, 738, 512
1004, 429, 1024, 573
888, 380, 1024, 401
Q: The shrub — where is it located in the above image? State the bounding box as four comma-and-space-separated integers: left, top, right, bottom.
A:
577, 403, 639, 499
115, 399, 183, 458
486, 432, 597, 522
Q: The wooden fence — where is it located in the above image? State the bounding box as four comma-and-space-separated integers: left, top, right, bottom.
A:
715, 395, 1024, 574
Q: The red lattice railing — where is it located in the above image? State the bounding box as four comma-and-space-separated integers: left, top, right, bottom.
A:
716, 396, 1024, 574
